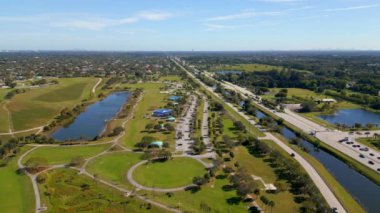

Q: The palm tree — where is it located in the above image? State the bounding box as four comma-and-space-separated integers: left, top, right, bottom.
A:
269, 200, 275, 213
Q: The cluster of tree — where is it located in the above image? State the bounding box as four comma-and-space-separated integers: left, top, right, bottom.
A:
5, 88, 27, 99
144, 122, 174, 133
107, 126, 124, 137
326, 90, 380, 110
241, 100, 257, 116
135, 136, 169, 149
192, 137, 206, 154
229, 168, 259, 197
0, 138, 20, 165
141, 149, 172, 161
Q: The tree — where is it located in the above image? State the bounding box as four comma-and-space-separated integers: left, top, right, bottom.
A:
233, 121, 246, 132
69, 156, 85, 167
25, 157, 48, 172
145, 123, 154, 132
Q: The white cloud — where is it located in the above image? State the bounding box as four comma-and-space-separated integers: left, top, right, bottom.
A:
321, 4, 380, 12
0, 10, 173, 31
207, 11, 282, 21
136, 10, 173, 21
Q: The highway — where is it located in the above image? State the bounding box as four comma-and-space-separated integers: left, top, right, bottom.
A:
217, 74, 380, 172
172, 58, 346, 213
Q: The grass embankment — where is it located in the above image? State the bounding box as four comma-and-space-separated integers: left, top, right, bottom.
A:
356, 137, 380, 152
22, 144, 110, 165
0, 103, 10, 132
37, 168, 167, 212
7, 78, 98, 131
0, 147, 35, 213
86, 152, 142, 189
120, 82, 174, 150
133, 157, 206, 189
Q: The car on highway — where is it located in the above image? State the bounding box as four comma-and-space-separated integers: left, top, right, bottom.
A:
359, 154, 365, 158
368, 161, 374, 165
369, 153, 375, 156
360, 147, 369, 151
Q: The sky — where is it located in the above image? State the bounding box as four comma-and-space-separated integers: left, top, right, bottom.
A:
0, 0, 379, 51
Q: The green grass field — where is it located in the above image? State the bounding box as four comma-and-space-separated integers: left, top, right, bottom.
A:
0, 88, 11, 101
7, 78, 98, 131
133, 157, 206, 188
120, 82, 175, 150
22, 144, 110, 165
37, 168, 168, 213
0, 147, 35, 213
86, 152, 142, 189
160, 75, 182, 81
0, 102, 11, 132
146, 176, 248, 212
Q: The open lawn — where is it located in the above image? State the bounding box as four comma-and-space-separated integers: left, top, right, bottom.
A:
0, 103, 11, 132
133, 157, 206, 188
7, 78, 98, 131
222, 116, 239, 138
0, 147, 35, 213
146, 176, 248, 213
0, 88, 11, 101
22, 144, 110, 165
38, 168, 168, 213
120, 82, 175, 150
87, 152, 142, 189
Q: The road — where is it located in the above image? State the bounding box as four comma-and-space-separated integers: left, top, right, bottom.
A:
172, 58, 346, 212
219, 77, 380, 172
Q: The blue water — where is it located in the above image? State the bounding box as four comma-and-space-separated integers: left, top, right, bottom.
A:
318, 109, 380, 127
215, 70, 243, 75
280, 126, 380, 212
256, 110, 266, 119
52, 91, 130, 141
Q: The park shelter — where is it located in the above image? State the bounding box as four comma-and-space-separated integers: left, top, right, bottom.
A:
152, 109, 172, 117
150, 141, 164, 148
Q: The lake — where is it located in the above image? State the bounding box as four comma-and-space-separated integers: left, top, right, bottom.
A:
52, 91, 130, 141
318, 108, 380, 127
215, 70, 243, 75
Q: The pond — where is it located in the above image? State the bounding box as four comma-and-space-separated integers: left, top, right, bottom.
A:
318, 109, 380, 127
280, 126, 380, 212
52, 91, 130, 141
215, 70, 243, 75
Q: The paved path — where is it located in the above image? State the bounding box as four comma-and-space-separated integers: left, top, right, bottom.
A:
92, 78, 102, 94
172, 58, 346, 213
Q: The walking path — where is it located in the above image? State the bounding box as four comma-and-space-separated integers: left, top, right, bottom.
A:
172, 58, 346, 213
92, 78, 102, 94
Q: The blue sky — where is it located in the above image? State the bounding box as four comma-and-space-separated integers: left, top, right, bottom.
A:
0, 0, 379, 51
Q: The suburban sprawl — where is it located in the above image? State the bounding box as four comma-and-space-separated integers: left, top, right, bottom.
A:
1, 51, 380, 213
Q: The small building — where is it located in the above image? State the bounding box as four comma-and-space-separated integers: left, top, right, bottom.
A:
166, 116, 176, 122
150, 141, 164, 148
315, 98, 337, 104
169, 95, 181, 102
152, 109, 173, 117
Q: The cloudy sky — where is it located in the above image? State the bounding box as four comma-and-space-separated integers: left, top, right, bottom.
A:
0, 0, 379, 50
